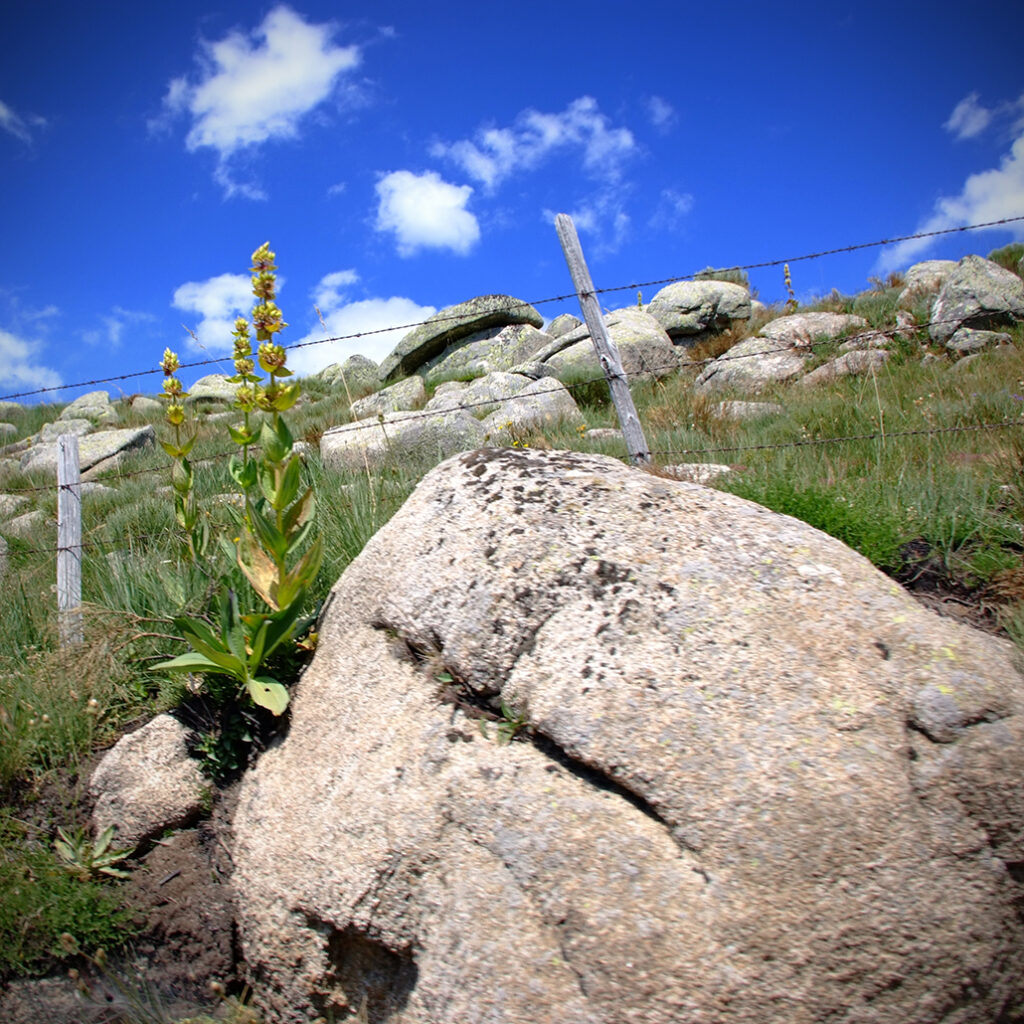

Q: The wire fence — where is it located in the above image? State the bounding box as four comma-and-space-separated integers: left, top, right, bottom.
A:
2, 214, 1023, 562
2, 214, 1022, 403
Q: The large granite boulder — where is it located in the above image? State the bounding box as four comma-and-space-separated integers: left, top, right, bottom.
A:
379, 296, 544, 383
424, 324, 551, 385
542, 308, 678, 382
798, 348, 890, 386
423, 371, 531, 416
232, 448, 1024, 1024
646, 279, 751, 344
316, 355, 380, 396
320, 409, 486, 473
930, 255, 1024, 344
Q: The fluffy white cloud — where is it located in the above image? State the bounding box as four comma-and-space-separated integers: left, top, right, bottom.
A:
432, 96, 636, 191
876, 132, 1024, 272
545, 187, 632, 255
289, 269, 435, 373
945, 93, 993, 140
162, 5, 360, 195
172, 273, 253, 353
0, 328, 61, 393
375, 170, 480, 256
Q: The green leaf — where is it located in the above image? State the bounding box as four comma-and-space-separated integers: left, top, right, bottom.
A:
229, 454, 258, 491
247, 677, 290, 716
219, 591, 248, 665
283, 487, 315, 535
228, 424, 260, 447
260, 418, 291, 464
249, 502, 289, 562
154, 650, 228, 675
277, 456, 302, 510
171, 456, 193, 495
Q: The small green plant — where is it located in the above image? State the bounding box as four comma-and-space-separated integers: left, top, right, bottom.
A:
987, 242, 1024, 276
54, 824, 134, 881
156, 243, 323, 717
495, 701, 529, 745
0, 815, 136, 980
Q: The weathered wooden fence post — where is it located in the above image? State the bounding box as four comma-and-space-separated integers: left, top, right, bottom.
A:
555, 213, 650, 465
57, 433, 83, 646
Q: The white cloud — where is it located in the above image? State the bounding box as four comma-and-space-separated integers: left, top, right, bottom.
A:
945, 92, 993, 140
82, 307, 157, 350
290, 270, 435, 372
547, 187, 632, 255
432, 96, 636, 191
162, 5, 360, 195
0, 99, 45, 144
375, 170, 480, 256
876, 132, 1024, 272
172, 273, 253, 354
0, 328, 61, 393
647, 96, 677, 133
651, 188, 695, 229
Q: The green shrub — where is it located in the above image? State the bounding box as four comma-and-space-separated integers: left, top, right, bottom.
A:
987, 243, 1024, 276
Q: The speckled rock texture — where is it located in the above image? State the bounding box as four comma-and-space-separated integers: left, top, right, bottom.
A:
91, 713, 207, 846
232, 448, 1024, 1024
929, 254, 1024, 344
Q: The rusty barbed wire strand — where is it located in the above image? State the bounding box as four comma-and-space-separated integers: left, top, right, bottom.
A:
3, 214, 1022, 403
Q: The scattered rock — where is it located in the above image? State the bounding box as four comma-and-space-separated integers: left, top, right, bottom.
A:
424, 324, 551, 385
713, 400, 785, 420
317, 355, 380, 396
60, 390, 116, 424
799, 348, 890, 386
350, 376, 426, 419
38, 418, 92, 442
543, 308, 679, 382
20, 425, 156, 476
232, 448, 1024, 1024
320, 409, 487, 473
657, 462, 732, 483
187, 375, 238, 404
0, 493, 30, 518
3, 510, 47, 538
0, 423, 15, 439
646, 279, 751, 343
945, 327, 1013, 355
759, 311, 869, 349
694, 334, 809, 394
545, 313, 582, 339
897, 259, 958, 309
129, 395, 164, 415
480, 377, 584, 441
379, 295, 543, 383
0, 400, 23, 420
930, 254, 1024, 345
424, 372, 532, 416
90, 714, 208, 847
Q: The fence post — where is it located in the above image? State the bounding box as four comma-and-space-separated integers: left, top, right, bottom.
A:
57, 433, 83, 646
554, 213, 650, 465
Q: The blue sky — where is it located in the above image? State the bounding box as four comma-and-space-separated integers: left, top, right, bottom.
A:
2, 0, 1023, 403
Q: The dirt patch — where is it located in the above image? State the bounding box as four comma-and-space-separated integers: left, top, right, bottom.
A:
0, 782, 240, 1023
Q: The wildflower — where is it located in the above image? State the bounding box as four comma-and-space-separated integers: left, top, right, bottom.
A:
250, 242, 277, 273
162, 376, 184, 401
258, 341, 289, 374
160, 348, 180, 376
252, 302, 287, 341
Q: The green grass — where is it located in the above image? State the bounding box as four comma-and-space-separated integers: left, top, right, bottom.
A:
2, 287, 1024, 992
0, 811, 137, 980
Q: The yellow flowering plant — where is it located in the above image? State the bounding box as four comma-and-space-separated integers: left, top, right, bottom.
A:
156, 243, 322, 716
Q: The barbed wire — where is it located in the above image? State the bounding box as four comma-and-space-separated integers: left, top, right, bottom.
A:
0, 300, 1018, 500
3, 214, 1022, 403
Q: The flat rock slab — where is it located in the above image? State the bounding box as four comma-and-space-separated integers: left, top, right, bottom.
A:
424, 323, 551, 385
379, 295, 543, 382
19, 425, 155, 476
232, 448, 1024, 1024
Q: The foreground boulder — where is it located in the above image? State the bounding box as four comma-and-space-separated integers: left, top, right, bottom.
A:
232, 448, 1024, 1024
379, 295, 544, 383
